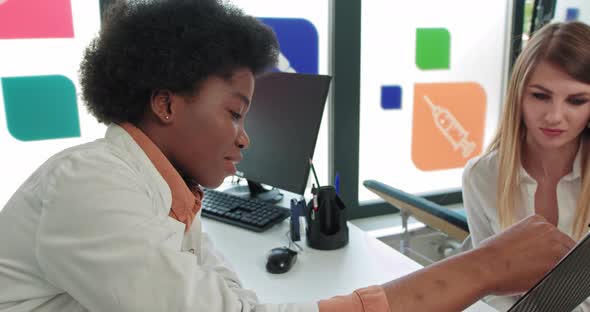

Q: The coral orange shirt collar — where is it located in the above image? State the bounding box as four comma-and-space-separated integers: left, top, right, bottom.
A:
119, 122, 202, 232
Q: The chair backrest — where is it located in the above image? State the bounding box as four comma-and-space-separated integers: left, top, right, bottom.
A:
363, 179, 469, 242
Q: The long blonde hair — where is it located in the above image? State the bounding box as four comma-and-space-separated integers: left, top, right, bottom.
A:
481, 21, 590, 240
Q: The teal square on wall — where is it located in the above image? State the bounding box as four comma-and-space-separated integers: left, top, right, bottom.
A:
2, 75, 80, 141
415, 28, 451, 70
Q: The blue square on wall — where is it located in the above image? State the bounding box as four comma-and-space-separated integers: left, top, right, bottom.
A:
381, 86, 402, 110
258, 18, 319, 74
566, 8, 580, 21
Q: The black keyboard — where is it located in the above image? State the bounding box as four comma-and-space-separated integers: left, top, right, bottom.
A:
201, 189, 290, 232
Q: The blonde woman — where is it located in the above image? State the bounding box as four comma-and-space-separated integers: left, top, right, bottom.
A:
463, 21, 590, 311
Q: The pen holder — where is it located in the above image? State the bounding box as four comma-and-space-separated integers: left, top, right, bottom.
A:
305, 185, 349, 250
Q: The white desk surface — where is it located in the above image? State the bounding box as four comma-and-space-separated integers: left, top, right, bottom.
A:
203, 218, 496, 311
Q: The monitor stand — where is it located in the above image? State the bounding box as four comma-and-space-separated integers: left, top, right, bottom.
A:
224, 179, 283, 203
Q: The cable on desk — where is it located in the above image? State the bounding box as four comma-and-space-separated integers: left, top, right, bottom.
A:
285, 227, 304, 253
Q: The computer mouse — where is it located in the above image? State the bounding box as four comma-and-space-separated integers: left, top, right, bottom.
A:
266, 247, 297, 274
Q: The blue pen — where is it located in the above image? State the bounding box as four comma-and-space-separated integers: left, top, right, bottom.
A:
334, 173, 340, 195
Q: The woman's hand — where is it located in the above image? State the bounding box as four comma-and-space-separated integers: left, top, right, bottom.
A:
477, 214, 576, 296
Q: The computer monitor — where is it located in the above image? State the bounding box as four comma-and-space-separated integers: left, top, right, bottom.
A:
229, 72, 331, 201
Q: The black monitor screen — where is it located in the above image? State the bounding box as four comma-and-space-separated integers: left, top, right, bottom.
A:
235, 72, 331, 196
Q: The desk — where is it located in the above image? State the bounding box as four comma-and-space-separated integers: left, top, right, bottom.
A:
203, 218, 496, 311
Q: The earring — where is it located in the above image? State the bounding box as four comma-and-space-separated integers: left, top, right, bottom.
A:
165, 116, 169, 120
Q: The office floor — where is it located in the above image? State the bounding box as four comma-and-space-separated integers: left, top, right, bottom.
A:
350, 203, 464, 266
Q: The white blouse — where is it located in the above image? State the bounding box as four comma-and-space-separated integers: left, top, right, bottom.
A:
462, 147, 586, 312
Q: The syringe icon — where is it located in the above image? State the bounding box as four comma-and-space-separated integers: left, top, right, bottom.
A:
277, 52, 296, 73
423, 95, 476, 158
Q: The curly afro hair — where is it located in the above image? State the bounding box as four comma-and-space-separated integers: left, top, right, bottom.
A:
80, 0, 279, 124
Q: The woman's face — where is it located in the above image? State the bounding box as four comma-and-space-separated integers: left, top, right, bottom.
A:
521, 60, 590, 151
167, 68, 254, 188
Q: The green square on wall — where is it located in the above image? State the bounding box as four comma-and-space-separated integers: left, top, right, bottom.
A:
2, 75, 80, 141
416, 28, 451, 70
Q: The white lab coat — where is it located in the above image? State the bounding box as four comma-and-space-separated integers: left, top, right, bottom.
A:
0, 124, 318, 312
463, 148, 587, 312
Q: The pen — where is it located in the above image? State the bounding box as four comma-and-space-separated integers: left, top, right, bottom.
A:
313, 194, 318, 211
309, 158, 321, 187
311, 184, 318, 220
334, 173, 340, 195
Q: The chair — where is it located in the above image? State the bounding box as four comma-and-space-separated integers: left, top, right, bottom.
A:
363, 179, 470, 263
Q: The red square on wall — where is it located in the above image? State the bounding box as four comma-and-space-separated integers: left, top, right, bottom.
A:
0, 0, 74, 39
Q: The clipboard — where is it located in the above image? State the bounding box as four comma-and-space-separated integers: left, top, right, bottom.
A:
507, 230, 590, 311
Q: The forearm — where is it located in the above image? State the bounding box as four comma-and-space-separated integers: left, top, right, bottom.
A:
381, 215, 575, 311
382, 248, 492, 312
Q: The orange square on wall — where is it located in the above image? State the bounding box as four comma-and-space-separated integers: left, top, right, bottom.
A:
412, 82, 487, 171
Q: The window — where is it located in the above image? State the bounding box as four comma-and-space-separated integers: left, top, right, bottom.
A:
358, 0, 513, 202
553, 0, 589, 23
